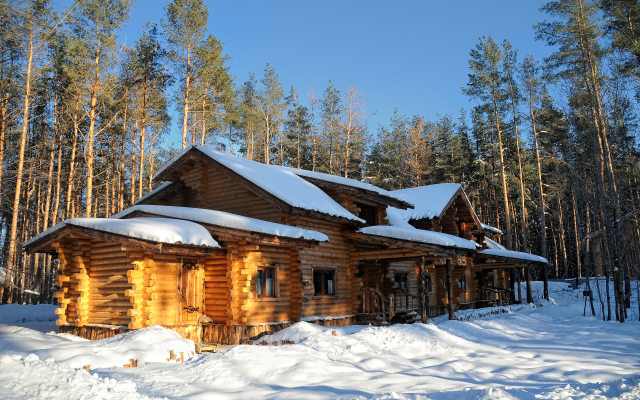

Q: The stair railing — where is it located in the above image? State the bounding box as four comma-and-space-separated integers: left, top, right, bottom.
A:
393, 287, 418, 311
361, 287, 394, 323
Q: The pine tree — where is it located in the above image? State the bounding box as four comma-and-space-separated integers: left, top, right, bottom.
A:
162, 0, 208, 149
463, 36, 514, 250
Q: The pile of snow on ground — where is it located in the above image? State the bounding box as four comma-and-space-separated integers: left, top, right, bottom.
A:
0, 325, 195, 369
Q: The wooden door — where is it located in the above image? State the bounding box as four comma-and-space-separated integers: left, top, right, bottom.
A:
179, 261, 204, 323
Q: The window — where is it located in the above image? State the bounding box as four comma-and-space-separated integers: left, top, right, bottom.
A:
257, 267, 276, 298
459, 274, 467, 291
395, 273, 408, 290
313, 269, 335, 296
425, 276, 432, 293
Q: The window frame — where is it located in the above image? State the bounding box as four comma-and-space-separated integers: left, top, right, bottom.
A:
394, 272, 409, 290
459, 274, 467, 292
312, 267, 337, 297
257, 265, 278, 299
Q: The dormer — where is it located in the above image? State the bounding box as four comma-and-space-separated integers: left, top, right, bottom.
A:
388, 183, 481, 241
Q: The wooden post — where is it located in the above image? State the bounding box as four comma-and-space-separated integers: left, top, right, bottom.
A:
509, 269, 516, 304
446, 259, 454, 320
542, 264, 549, 300
526, 267, 533, 304
516, 269, 522, 304
418, 257, 427, 323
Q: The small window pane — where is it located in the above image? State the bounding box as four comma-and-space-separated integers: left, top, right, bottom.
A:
313, 272, 323, 295
257, 269, 264, 296
324, 271, 334, 295
266, 268, 275, 297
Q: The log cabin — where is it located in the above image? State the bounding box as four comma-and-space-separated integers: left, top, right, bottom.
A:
24, 145, 550, 344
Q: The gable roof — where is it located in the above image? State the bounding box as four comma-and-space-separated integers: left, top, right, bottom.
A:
358, 225, 477, 251
271, 165, 412, 209
112, 205, 328, 242
154, 145, 365, 224
387, 183, 482, 228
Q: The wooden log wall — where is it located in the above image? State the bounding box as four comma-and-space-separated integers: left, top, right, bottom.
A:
292, 215, 356, 318
203, 253, 230, 324
53, 238, 162, 329
53, 239, 88, 326
177, 161, 285, 224
241, 244, 295, 324
149, 254, 179, 326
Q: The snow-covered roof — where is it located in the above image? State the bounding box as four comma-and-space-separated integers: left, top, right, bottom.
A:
479, 248, 548, 264
484, 237, 506, 250
112, 205, 329, 242
135, 181, 173, 205
481, 222, 503, 235
390, 183, 462, 221
272, 165, 410, 206
154, 145, 364, 223
24, 218, 219, 248
357, 225, 477, 250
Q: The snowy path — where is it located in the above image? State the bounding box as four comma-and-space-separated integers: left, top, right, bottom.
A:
1, 286, 640, 399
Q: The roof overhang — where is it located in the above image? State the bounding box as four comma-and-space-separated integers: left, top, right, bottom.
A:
342, 230, 472, 258
120, 210, 319, 249
24, 224, 224, 257
473, 252, 552, 268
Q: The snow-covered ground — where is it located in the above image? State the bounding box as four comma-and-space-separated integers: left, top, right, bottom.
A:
1, 283, 639, 399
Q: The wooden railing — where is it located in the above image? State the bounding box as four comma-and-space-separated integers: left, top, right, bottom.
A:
361, 287, 395, 323
394, 287, 418, 311
479, 286, 512, 306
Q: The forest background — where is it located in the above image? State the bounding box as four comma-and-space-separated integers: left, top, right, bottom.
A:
1, 0, 639, 321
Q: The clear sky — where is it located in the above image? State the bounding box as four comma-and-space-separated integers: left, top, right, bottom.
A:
58, 0, 555, 145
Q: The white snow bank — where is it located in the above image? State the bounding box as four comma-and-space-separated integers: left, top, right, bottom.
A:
254, 321, 366, 345
0, 325, 195, 369
273, 165, 409, 204
359, 225, 477, 250
0, 353, 157, 400
390, 183, 462, 220
112, 205, 328, 242
481, 222, 503, 235
135, 181, 173, 205
155, 145, 364, 223
24, 217, 219, 248
480, 248, 548, 263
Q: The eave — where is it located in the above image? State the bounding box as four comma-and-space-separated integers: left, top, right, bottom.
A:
24, 224, 224, 257
120, 210, 319, 249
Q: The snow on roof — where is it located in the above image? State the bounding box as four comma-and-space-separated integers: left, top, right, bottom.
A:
479, 248, 548, 264
481, 222, 503, 235
24, 218, 219, 248
135, 181, 173, 205
358, 225, 477, 250
389, 183, 462, 221
112, 205, 329, 242
154, 145, 364, 223
484, 237, 506, 250
272, 165, 410, 205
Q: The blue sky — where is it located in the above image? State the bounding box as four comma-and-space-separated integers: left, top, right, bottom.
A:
58, 0, 554, 145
